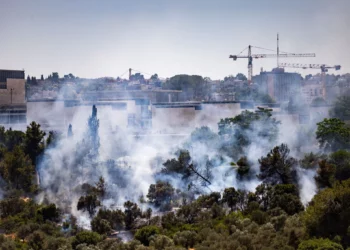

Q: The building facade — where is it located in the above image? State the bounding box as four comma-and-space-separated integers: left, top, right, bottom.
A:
0, 70, 26, 125
0, 70, 26, 105
254, 68, 302, 102
301, 76, 324, 104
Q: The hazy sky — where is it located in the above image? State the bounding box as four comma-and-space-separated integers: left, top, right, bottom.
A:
1, 0, 349, 79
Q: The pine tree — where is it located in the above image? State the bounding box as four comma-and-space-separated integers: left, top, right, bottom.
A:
67, 124, 73, 137
87, 105, 100, 156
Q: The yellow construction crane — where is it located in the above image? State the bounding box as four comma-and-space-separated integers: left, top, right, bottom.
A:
229, 34, 316, 84
279, 63, 341, 99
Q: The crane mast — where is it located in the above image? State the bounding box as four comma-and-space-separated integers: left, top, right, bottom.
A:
248, 45, 252, 83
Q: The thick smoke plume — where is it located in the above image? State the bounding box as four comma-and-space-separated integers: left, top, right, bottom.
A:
34, 95, 324, 227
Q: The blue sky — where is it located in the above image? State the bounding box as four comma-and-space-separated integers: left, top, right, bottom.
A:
0, 0, 349, 79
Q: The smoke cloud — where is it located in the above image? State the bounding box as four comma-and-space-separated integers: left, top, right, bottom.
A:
32, 87, 327, 227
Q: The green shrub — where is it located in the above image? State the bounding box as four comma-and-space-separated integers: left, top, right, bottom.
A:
134, 225, 160, 246
298, 238, 343, 250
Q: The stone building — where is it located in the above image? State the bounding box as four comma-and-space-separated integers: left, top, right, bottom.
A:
254, 68, 302, 102
0, 70, 26, 125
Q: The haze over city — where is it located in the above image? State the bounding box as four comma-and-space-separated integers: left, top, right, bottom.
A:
0, 1, 350, 250
1, 0, 350, 79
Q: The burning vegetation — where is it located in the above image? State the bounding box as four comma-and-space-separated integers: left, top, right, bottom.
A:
0, 95, 349, 249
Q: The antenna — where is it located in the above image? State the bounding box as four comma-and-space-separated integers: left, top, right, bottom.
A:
277, 33, 279, 67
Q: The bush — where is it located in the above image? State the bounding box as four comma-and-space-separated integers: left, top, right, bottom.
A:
298, 238, 343, 250
91, 218, 112, 235
27, 230, 46, 250
72, 231, 102, 249
149, 234, 174, 250
37, 203, 60, 222
173, 230, 199, 248
134, 225, 160, 246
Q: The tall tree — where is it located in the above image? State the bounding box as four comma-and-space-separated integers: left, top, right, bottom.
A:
162, 150, 192, 179
95, 176, 106, 198
316, 118, 350, 152
258, 144, 298, 185
218, 108, 280, 155
67, 124, 73, 137
147, 181, 174, 210
24, 122, 46, 165
124, 201, 141, 230
77, 194, 101, 217
236, 156, 253, 180
222, 187, 239, 211
87, 105, 100, 155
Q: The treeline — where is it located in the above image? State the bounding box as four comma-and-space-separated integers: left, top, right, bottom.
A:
162, 74, 275, 103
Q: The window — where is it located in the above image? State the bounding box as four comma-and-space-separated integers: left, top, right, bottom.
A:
0, 83, 6, 89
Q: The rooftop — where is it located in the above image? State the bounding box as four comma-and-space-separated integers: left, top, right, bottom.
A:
0, 69, 25, 82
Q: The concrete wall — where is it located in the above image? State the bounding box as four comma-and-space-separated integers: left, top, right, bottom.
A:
199, 103, 241, 126
151, 102, 242, 133
27, 101, 129, 132
25, 100, 304, 135
27, 101, 67, 131
0, 79, 25, 105
152, 106, 197, 133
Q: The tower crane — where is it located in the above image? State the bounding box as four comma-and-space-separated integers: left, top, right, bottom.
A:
229, 34, 316, 84
279, 63, 341, 99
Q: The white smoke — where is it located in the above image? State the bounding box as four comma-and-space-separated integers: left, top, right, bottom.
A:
32, 92, 328, 227
298, 168, 317, 205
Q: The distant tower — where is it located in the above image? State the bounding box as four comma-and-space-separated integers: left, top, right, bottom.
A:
129, 68, 132, 80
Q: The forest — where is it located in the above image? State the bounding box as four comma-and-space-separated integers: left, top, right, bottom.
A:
0, 96, 349, 250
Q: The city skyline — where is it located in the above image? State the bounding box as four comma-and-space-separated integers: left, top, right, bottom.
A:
1, 0, 349, 79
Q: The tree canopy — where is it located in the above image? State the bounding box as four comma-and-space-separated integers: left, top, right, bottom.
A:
218, 108, 280, 156
258, 144, 298, 185
316, 118, 350, 152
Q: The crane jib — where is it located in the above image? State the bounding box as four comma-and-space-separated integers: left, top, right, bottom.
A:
229, 53, 315, 59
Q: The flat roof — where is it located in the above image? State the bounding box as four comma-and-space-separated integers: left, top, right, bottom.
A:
84, 89, 182, 94
0, 69, 25, 72
0, 69, 25, 82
